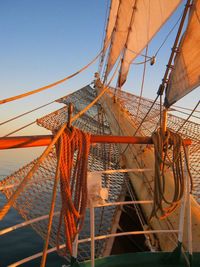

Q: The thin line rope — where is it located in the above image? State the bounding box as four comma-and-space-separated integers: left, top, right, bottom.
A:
0, 50, 102, 105
126, 11, 182, 63
98, 0, 110, 74
0, 123, 67, 220
176, 100, 200, 133
40, 136, 62, 267
2, 121, 36, 138
2, 62, 119, 139
71, 58, 120, 124
131, 58, 152, 65
134, 95, 160, 135
135, 45, 148, 119
127, 48, 152, 59
154, 11, 183, 57
102, 0, 121, 84
169, 108, 200, 120
0, 100, 55, 126
118, 94, 159, 158
172, 104, 200, 113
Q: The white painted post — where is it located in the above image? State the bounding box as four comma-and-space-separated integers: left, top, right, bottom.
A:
90, 202, 95, 267
177, 149, 188, 246
72, 234, 78, 259
185, 146, 192, 259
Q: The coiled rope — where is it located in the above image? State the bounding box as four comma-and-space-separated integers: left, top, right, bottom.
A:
150, 128, 193, 220
56, 127, 90, 255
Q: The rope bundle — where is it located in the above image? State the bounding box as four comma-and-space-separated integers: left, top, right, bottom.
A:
56, 127, 90, 255
150, 128, 192, 220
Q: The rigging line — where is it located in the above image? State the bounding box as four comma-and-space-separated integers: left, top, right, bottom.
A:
172, 104, 200, 113
0, 100, 56, 126
103, 0, 121, 83
0, 124, 67, 221
131, 58, 152, 65
119, 94, 159, 158
0, 50, 102, 105
98, 0, 110, 74
126, 10, 183, 63
71, 58, 121, 124
169, 108, 200, 120
126, 48, 152, 59
135, 95, 160, 136
176, 100, 200, 133
1, 121, 36, 138
135, 45, 149, 120
154, 11, 183, 57
117, 0, 138, 87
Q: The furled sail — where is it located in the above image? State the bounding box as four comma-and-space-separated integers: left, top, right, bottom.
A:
103, 0, 181, 85
164, 0, 200, 107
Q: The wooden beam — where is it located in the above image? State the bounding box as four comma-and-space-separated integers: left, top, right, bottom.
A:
0, 135, 192, 150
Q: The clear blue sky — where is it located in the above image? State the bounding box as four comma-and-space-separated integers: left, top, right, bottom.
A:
0, 0, 199, 138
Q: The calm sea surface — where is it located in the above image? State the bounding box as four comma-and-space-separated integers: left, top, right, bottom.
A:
0, 148, 67, 267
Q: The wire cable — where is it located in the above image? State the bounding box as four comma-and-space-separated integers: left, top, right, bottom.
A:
176, 100, 200, 133
135, 45, 148, 119
0, 100, 55, 126
169, 108, 200, 120
0, 50, 102, 105
98, 0, 110, 74
118, 94, 159, 158
2, 121, 36, 138
172, 104, 200, 113
154, 12, 183, 57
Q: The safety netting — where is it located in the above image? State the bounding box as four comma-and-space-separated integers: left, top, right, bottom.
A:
113, 88, 200, 203
0, 85, 127, 262
0, 85, 199, 262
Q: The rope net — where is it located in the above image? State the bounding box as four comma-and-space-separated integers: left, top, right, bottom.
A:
0, 85, 127, 262
112, 89, 199, 204
0, 85, 199, 262
56, 127, 91, 255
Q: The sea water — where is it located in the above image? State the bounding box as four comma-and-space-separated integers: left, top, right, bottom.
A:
0, 148, 68, 267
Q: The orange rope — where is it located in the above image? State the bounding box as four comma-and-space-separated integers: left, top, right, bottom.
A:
56, 127, 90, 255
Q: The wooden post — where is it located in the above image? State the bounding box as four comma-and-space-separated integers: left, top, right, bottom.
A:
162, 109, 168, 134
67, 103, 73, 128
90, 202, 95, 267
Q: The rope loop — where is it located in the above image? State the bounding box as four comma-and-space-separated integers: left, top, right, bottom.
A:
56, 126, 90, 255
150, 128, 193, 220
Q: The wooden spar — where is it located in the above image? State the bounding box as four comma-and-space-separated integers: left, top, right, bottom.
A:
0, 135, 192, 150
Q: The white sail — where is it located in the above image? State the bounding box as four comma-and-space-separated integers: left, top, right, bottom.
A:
102, 0, 120, 54
104, 0, 181, 83
118, 0, 181, 87
165, 0, 200, 107
105, 0, 136, 77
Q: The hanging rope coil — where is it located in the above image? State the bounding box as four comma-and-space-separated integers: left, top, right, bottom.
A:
150, 128, 193, 220
56, 127, 90, 255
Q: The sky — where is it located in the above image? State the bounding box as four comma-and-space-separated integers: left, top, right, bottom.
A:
0, 0, 199, 174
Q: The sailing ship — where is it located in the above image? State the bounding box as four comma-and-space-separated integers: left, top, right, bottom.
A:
0, 0, 200, 266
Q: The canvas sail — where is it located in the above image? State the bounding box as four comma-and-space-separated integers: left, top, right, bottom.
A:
102, 0, 120, 54
103, 0, 181, 84
165, 0, 200, 107
118, 0, 181, 87
105, 0, 136, 77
